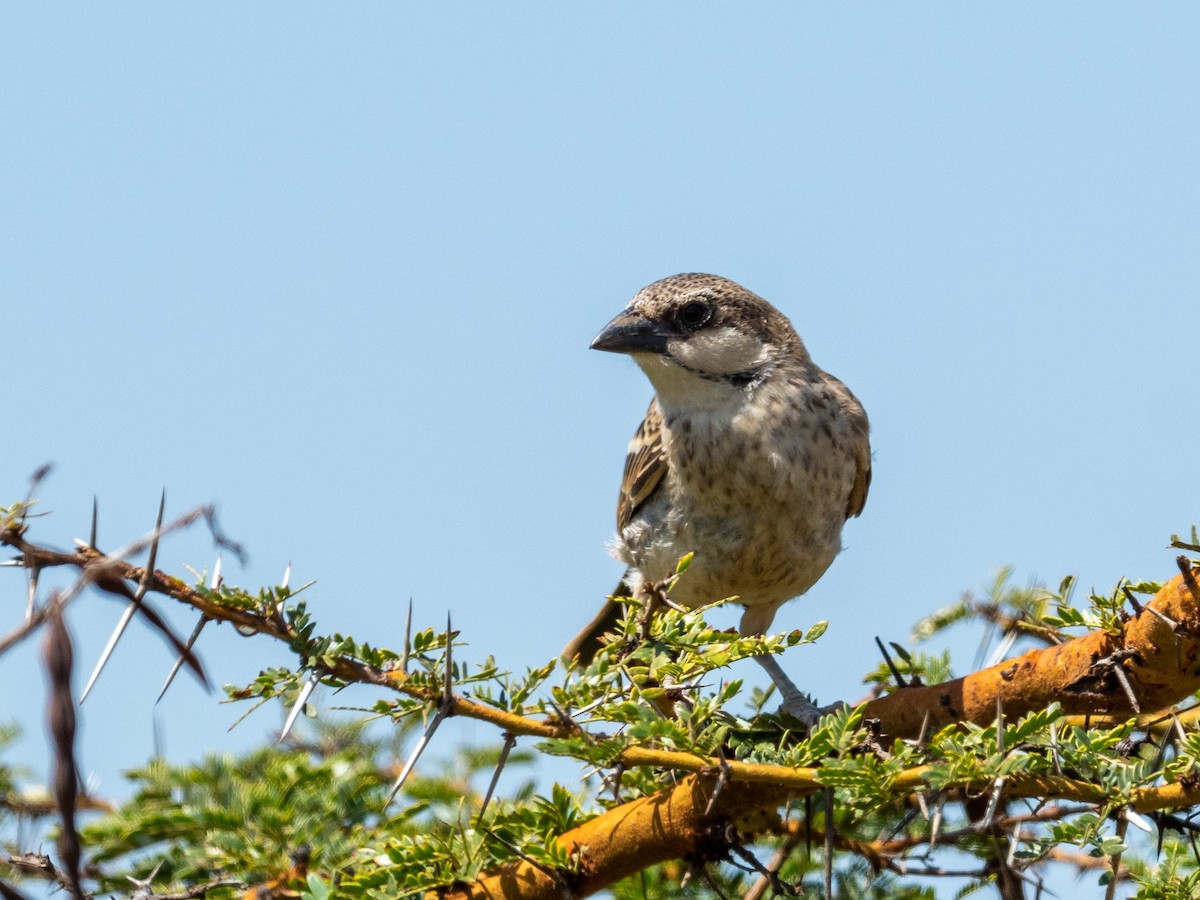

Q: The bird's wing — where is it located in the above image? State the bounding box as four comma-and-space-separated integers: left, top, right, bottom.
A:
616, 398, 668, 533
565, 402, 665, 664
846, 437, 872, 519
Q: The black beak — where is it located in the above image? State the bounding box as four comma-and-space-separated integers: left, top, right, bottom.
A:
590, 309, 668, 354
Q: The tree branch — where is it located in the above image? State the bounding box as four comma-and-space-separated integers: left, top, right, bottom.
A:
861, 566, 1200, 738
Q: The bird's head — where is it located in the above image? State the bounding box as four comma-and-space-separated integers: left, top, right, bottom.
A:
592, 273, 809, 407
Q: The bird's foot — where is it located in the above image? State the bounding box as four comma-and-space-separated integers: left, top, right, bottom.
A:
778, 695, 847, 729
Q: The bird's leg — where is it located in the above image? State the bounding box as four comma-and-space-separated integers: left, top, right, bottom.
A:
740, 606, 842, 725
754, 653, 824, 724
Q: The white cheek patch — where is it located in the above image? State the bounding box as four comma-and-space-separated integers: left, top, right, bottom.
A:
671, 326, 767, 376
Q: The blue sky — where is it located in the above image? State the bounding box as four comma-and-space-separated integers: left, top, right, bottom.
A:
2, 3, 1198, 886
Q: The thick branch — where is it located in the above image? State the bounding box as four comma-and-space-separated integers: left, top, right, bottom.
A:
862, 568, 1200, 738
437, 567, 1200, 899
9, 527, 1200, 792
434, 774, 788, 899
434, 762, 1200, 899
9, 521, 1200, 898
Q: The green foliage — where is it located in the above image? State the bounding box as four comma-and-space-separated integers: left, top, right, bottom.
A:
0, 722, 23, 797
1132, 844, 1200, 899
861, 648, 954, 693
81, 722, 391, 890
44, 583, 1200, 899
6, 506, 1200, 898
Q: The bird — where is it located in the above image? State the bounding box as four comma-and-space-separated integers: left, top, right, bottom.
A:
564, 273, 871, 720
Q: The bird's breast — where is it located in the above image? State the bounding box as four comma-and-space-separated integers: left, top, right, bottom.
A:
616, 384, 863, 609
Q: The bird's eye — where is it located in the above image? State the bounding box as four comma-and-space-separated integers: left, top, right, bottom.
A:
678, 300, 711, 330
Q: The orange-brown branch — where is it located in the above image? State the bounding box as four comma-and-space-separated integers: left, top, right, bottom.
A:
433, 758, 1200, 899
433, 775, 789, 899
437, 566, 1200, 899
861, 566, 1200, 738
9, 521, 1200, 898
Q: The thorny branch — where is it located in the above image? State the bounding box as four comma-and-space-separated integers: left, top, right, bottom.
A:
5, 501, 1200, 898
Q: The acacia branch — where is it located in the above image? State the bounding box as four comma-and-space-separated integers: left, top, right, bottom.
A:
433, 763, 1184, 899
8, 519, 1200, 898
7, 527, 1200, 792
860, 566, 1200, 738
8, 523, 1198, 746
435, 774, 790, 899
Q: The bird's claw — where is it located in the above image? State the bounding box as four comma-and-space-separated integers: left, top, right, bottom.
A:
779, 696, 847, 729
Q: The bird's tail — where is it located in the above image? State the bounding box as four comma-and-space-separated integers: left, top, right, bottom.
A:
562, 578, 631, 664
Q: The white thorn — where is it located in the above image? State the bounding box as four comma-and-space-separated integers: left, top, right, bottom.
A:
80, 603, 138, 703
384, 707, 448, 809
1124, 808, 1154, 834
156, 615, 210, 704
279, 671, 320, 742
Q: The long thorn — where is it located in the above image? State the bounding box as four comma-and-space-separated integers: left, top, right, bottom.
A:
874, 636, 906, 688
930, 793, 945, 850
145, 489, 166, 574
1049, 720, 1063, 776
443, 613, 453, 702
279, 671, 320, 742
156, 555, 220, 704
1111, 659, 1141, 713
478, 733, 516, 820
400, 598, 413, 675
384, 706, 448, 808
89, 496, 98, 550
604, 762, 625, 802
80, 491, 166, 704
703, 747, 731, 817
1173, 713, 1188, 745
272, 561, 291, 619
1123, 585, 1144, 617
1126, 808, 1154, 834
917, 709, 932, 750
981, 777, 1007, 829
22, 464, 51, 516
156, 615, 209, 704
385, 617, 455, 811
80, 603, 137, 703
986, 628, 1018, 669
996, 693, 1005, 753
25, 567, 39, 624
1146, 605, 1181, 631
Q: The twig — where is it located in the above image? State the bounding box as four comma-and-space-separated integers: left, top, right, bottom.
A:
42, 600, 83, 899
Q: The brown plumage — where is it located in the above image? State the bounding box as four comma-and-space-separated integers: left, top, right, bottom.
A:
617, 400, 667, 534
565, 273, 871, 719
